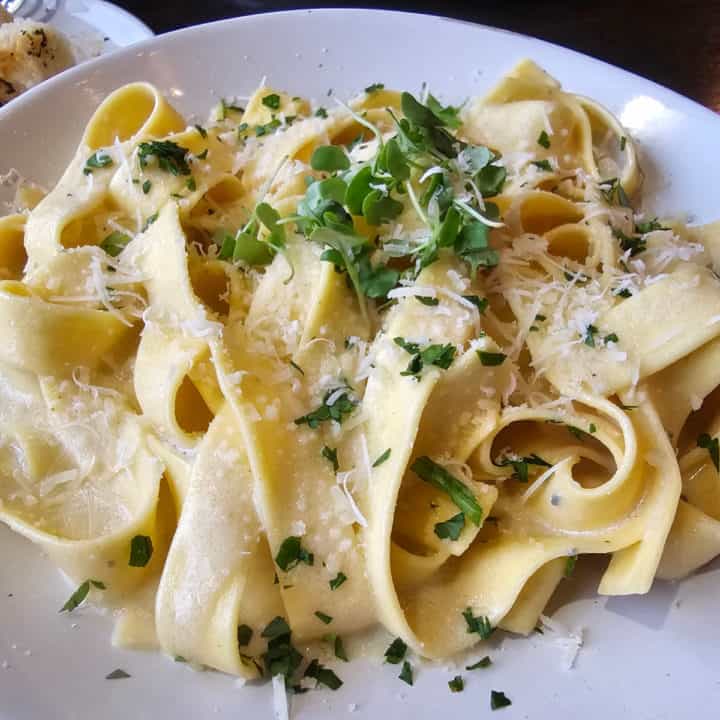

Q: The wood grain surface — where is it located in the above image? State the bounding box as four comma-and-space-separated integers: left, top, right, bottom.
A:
115, 0, 720, 111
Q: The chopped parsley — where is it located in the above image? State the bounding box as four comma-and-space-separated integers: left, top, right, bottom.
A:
329, 572, 347, 590
83, 151, 113, 175
613, 226, 646, 257
275, 536, 314, 571
262, 93, 281, 110
315, 107, 328, 118
194, 124, 207, 138
129, 535, 153, 567
142, 179, 152, 194
464, 295, 489, 313
448, 675, 464, 692
698, 433, 720, 471
59, 579, 105, 613
416, 295, 439, 306
434, 512, 465, 541
491, 690, 512, 710
364, 82, 385, 93
372, 448, 392, 467
237, 624, 253, 647
411, 456, 482, 525
532, 159, 553, 172
567, 425, 589, 441
583, 324, 599, 347
138, 140, 191, 176
261, 616, 303, 680
255, 118, 281, 136
601, 178, 631, 207
462, 608, 494, 639
399, 661, 414, 685
304, 659, 343, 690
100, 231, 131, 258
186, 177, 197, 191
314, 611, 333, 625
294, 387, 358, 428
564, 554, 578, 577
384, 637, 408, 664
494, 452, 552, 483
477, 350, 506, 366
466, 656, 492, 670
635, 218, 667, 234
620, 135, 627, 151
105, 669, 130, 680
394, 337, 456, 377
196, 148, 208, 160
537, 130, 551, 149
333, 634, 349, 661
321, 445, 339, 472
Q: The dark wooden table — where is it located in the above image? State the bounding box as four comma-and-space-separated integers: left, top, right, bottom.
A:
116, 0, 720, 112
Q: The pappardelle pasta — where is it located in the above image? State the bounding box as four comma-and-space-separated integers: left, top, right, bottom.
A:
2, 60, 720, 695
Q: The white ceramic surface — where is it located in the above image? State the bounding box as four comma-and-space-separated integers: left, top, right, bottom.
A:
1, 9, 719, 720
52, 0, 154, 59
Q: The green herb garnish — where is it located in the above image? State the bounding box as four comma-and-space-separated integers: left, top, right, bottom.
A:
329, 572, 347, 591
583, 324, 599, 347
314, 611, 333, 625
537, 130, 551, 149
399, 660, 414, 685
129, 535, 153, 567
294, 387, 357, 428
532, 159, 553, 172
105, 669, 130, 680
138, 140, 191, 176
491, 690, 512, 710
466, 656, 492, 670
321, 445, 339, 472
411, 456, 482, 525
462, 608, 494, 639
384, 637, 408, 664
372, 448, 392, 467
494, 452, 552, 483
477, 351, 506, 367
304, 659, 343, 690
262, 93, 281, 110
311, 145, 350, 172
83, 151, 113, 175
100, 231, 131, 258
237, 624, 253, 647
275, 536, 314, 571
364, 83, 385, 93
59, 579, 105, 613
434, 512, 465, 541
448, 676, 464, 692
698, 433, 720, 471
394, 337, 456, 377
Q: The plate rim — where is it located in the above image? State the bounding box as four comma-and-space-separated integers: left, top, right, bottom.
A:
0, 7, 717, 129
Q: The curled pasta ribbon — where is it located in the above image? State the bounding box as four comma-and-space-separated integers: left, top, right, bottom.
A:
363, 255, 509, 656
0, 365, 165, 597
385, 391, 677, 659
24, 83, 187, 273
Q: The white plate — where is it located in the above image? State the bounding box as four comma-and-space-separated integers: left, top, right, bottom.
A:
52, 0, 154, 60
1, 9, 719, 720
4, 0, 153, 60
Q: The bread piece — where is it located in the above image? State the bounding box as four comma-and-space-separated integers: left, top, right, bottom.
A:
0, 19, 75, 105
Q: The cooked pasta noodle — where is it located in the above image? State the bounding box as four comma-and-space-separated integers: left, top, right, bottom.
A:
2, 60, 719, 693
